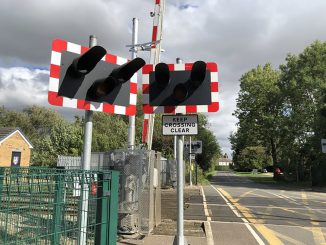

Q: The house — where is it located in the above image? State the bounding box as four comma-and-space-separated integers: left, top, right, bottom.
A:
217, 156, 233, 169
0, 128, 33, 167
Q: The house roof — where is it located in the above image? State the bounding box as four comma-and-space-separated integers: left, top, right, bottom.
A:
218, 158, 233, 163
0, 127, 33, 149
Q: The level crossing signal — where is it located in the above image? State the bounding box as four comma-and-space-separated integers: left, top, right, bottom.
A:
48, 39, 145, 116
142, 61, 219, 114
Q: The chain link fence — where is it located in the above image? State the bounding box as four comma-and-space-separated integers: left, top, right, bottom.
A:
0, 167, 119, 245
57, 149, 162, 235
160, 158, 177, 188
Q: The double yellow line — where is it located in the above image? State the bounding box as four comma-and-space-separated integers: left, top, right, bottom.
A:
301, 191, 326, 245
216, 187, 284, 245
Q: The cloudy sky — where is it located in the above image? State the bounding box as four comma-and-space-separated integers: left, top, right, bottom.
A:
0, 0, 326, 157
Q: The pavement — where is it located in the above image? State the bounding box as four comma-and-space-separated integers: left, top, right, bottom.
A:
117, 234, 207, 245
117, 186, 208, 245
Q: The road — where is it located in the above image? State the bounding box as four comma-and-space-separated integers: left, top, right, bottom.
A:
185, 171, 326, 245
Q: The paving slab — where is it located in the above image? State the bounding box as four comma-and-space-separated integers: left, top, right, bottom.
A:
117, 234, 207, 245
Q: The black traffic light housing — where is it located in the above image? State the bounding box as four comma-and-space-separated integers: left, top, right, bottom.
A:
86, 58, 145, 102
58, 47, 145, 105
148, 61, 212, 106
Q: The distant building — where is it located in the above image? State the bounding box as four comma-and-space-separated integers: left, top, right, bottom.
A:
0, 128, 33, 167
217, 157, 233, 167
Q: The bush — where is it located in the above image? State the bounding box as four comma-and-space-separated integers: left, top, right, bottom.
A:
185, 162, 212, 185
216, 166, 230, 171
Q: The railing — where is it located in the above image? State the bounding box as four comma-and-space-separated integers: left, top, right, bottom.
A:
0, 167, 119, 245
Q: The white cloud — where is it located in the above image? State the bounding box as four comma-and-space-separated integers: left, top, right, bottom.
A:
0, 0, 325, 156
207, 85, 238, 158
0, 67, 49, 108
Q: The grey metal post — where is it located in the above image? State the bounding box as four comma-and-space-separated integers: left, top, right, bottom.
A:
174, 136, 177, 159
173, 58, 187, 245
174, 58, 183, 160
174, 134, 188, 245
175, 58, 186, 186
128, 18, 138, 150
189, 136, 192, 187
78, 35, 96, 245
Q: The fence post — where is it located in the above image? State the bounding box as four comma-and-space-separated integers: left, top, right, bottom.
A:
95, 173, 108, 245
108, 171, 119, 245
52, 168, 64, 245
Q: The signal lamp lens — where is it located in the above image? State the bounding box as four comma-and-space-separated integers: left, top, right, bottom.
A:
173, 84, 188, 102
73, 46, 106, 76
155, 63, 170, 88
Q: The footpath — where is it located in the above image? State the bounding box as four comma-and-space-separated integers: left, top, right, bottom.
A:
117, 186, 208, 245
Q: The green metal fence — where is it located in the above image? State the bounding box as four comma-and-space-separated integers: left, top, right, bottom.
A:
0, 167, 119, 245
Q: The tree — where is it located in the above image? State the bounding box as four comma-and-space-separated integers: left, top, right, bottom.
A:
0, 107, 33, 134
91, 112, 129, 151
233, 64, 281, 177
194, 114, 222, 171
232, 41, 326, 183
0, 105, 83, 166
23, 105, 65, 140
32, 121, 83, 166
278, 41, 326, 181
235, 146, 272, 170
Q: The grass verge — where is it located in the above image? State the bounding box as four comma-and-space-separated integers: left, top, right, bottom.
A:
234, 171, 311, 189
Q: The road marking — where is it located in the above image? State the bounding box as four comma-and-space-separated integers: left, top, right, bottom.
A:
271, 229, 306, 245
200, 186, 214, 245
204, 221, 214, 245
201, 186, 211, 222
262, 190, 303, 207
301, 191, 326, 245
301, 192, 308, 205
282, 207, 300, 214
192, 203, 326, 211
210, 185, 266, 245
279, 190, 299, 202
308, 192, 326, 199
317, 209, 326, 215
278, 194, 297, 202
233, 189, 255, 202
234, 189, 270, 202
239, 189, 257, 197
213, 185, 286, 245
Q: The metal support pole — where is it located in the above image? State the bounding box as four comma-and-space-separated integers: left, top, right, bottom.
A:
173, 135, 187, 245
128, 18, 138, 150
174, 136, 177, 159
173, 57, 187, 245
174, 58, 186, 187
189, 136, 192, 187
78, 35, 96, 245
174, 58, 183, 160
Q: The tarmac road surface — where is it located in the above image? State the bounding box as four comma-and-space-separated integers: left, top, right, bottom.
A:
118, 171, 326, 244
198, 171, 326, 245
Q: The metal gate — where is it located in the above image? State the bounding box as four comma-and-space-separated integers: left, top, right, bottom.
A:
0, 167, 119, 245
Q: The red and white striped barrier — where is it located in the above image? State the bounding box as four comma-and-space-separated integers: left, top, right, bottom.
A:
142, 62, 219, 114
48, 39, 137, 116
142, 0, 164, 144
